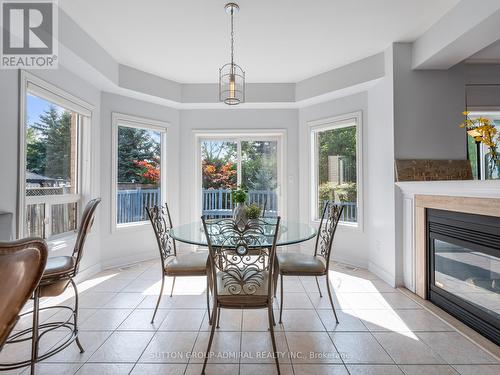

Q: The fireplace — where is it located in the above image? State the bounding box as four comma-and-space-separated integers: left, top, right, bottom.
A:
427, 208, 500, 345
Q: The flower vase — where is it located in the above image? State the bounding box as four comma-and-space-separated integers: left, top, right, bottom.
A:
233, 203, 247, 226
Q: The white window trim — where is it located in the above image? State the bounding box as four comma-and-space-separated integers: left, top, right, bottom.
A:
309, 111, 363, 231
111, 112, 169, 232
19, 71, 95, 245
192, 129, 287, 222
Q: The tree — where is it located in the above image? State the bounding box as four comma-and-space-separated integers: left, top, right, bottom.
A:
117, 127, 160, 185
28, 106, 72, 180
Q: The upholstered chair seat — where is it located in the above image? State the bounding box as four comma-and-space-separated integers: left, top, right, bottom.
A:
278, 201, 343, 325
147, 203, 211, 324
164, 252, 207, 276
277, 253, 326, 275
216, 270, 270, 308
42, 256, 76, 278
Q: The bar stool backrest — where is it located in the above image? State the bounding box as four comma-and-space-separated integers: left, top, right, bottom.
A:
72, 198, 101, 276
0, 238, 47, 350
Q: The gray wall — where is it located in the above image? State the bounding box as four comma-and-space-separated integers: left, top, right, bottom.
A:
393, 43, 467, 160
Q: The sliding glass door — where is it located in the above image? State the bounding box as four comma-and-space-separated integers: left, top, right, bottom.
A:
200, 136, 281, 218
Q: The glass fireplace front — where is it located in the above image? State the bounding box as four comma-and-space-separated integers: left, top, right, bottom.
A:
428, 209, 500, 345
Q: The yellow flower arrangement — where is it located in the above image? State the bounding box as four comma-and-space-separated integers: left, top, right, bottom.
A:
460, 111, 499, 167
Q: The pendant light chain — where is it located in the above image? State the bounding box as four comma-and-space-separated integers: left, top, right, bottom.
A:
230, 6, 235, 67
219, 2, 245, 105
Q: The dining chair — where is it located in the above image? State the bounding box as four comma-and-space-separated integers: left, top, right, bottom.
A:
201, 216, 282, 375
0, 198, 100, 374
146, 203, 211, 324
0, 239, 47, 352
278, 201, 343, 324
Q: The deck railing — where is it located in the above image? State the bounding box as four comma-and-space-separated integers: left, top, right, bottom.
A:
115, 188, 357, 223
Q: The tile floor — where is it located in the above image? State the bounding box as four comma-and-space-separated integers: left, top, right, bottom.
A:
0, 259, 498, 375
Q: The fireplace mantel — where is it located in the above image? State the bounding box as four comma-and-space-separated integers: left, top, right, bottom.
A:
396, 180, 500, 297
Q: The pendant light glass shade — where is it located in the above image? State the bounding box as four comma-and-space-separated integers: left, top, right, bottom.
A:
219, 62, 245, 105
219, 3, 245, 105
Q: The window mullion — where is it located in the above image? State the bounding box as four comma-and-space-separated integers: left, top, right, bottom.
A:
237, 139, 242, 187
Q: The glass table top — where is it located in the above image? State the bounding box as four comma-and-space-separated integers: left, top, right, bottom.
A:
170, 219, 317, 247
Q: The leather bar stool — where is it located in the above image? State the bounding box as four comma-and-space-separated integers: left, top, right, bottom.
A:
0, 198, 100, 374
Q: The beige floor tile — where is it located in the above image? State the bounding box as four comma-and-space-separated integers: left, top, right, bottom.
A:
279, 310, 325, 331
79, 309, 132, 330
158, 309, 205, 331
373, 332, 446, 364
417, 332, 498, 364
285, 332, 342, 364
241, 309, 283, 332
375, 292, 423, 309
240, 363, 294, 375
400, 365, 459, 375
75, 363, 134, 374
120, 279, 162, 294
86, 278, 133, 293
45, 331, 112, 362
136, 294, 177, 309
308, 292, 349, 310
88, 331, 154, 362
292, 364, 349, 374
44, 308, 97, 329
392, 309, 453, 331
452, 365, 500, 375
184, 363, 239, 375
346, 364, 404, 375
329, 332, 393, 364
354, 309, 411, 332
117, 308, 168, 331
130, 363, 186, 374
317, 309, 367, 332
172, 294, 209, 309
200, 309, 242, 331
31, 363, 82, 375
104, 293, 146, 309
139, 331, 197, 363
190, 331, 241, 363
339, 293, 390, 310
279, 277, 306, 293
278, 293, 314, 309
0, 330, 68, 364
78, 292, 117, 308
240, 331, 290, 364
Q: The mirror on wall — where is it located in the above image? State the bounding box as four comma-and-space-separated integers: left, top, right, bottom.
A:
465, 84, 500, 180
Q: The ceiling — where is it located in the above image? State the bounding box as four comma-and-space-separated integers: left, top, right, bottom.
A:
467, 39, 500, 63
59, 0, 460, 84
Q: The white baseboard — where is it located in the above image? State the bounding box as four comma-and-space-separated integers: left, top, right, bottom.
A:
368, 261, 395, 286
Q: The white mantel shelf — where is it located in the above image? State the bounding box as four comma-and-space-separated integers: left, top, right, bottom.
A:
396, 180, 500, 198
395, 179, 500, 295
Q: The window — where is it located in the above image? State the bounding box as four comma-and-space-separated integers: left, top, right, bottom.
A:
112, 114, 167, 228
467, 112, 500, 180
21, 75, 92, 239
311, 113, 362, 226
197, 133, 284, 219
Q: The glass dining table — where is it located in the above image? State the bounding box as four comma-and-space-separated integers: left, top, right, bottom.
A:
170, 219, 317, 247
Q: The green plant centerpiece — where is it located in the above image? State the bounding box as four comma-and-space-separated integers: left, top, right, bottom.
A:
245, 203, 262, 221
231, 186, 248, 225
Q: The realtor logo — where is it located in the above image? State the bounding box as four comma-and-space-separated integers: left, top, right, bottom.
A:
1, 0, 58, 69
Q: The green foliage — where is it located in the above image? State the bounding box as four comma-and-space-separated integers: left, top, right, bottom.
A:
319, 182, 357, 203
27, 106, 72, 180
118, 127, 160, 185
245, 203, 261, 219
317, 126, 356, 185
231, 187, 247, 204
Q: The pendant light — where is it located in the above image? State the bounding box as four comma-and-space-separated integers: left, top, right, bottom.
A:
219, 3, 245, 105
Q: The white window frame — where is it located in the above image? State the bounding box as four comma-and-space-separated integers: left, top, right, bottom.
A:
193, 129, 287, 222
19, 71, 94, 244
309, 111, 363, 230
111, 112, 168, 231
